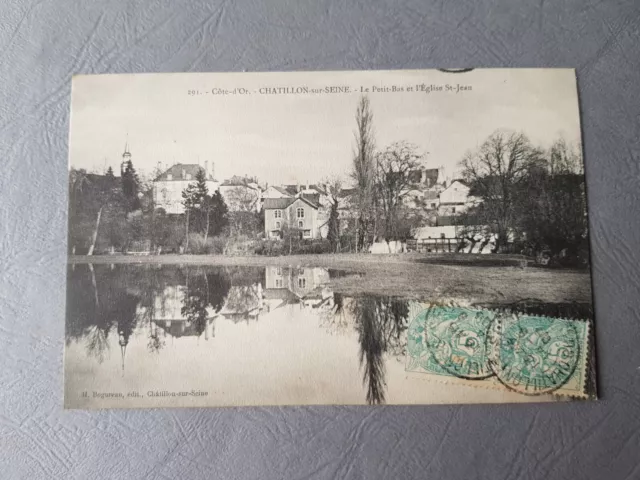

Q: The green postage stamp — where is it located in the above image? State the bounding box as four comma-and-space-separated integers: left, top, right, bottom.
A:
406, 305, 591, 398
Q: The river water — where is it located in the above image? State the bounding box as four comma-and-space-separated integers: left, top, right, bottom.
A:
64, 263, 590, 408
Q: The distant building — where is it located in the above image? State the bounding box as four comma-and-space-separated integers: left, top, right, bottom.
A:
407, 167, 443, 190
263, 196, 320, 239
219, 179, 262, 213
153, 163, 218, 214
264, 267, 333, 310
218, 284, 265, 323
262, 185, 292, 200
438, 179, 476, 216
151, 285, 216, 339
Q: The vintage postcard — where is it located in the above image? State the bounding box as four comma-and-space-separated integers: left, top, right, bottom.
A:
65, 69, 596, 408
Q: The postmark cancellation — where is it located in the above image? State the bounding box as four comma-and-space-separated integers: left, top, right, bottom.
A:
406, 305, 592, 399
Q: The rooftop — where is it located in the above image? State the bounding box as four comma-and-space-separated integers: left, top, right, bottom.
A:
154, 164, 214, 182
263, 196, 320, 210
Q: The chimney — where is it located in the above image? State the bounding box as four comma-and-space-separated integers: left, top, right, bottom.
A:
211, 162, 215, 181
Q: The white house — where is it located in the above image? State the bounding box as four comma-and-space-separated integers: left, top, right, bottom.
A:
438, 179, 475, 216
219, 181, 262, 213
263, 196, 320, 239
153, 163, 218, 214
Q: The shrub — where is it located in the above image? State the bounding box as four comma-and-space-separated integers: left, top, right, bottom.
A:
254, 238, 331, 255
185, 233, 207, 254
254, 239, 285, 256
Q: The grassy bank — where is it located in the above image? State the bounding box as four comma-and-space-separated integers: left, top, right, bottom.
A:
69, 253, 593, 304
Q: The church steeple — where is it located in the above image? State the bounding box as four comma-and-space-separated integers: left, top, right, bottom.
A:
119, 330, 127, 377
121, 135, 131, 176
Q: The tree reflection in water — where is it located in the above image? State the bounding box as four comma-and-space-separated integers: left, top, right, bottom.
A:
66, 264, 236, 364
353, 297, 409, 405
67, 264, 410, 404
181, 269, 232, 338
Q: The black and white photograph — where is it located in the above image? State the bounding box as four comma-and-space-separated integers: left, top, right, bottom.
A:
65, 69, 596, 408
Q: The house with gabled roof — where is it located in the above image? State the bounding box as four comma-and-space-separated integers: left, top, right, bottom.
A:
262, 185, 292, 200
153, 163, 218, 214
438, 179, 478, 216
263, 266, 333, 310
263, 196, 320, 239
218, 178, 262, 213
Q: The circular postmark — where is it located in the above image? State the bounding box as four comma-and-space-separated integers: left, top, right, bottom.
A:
487, 313, 580, 395
406, 308, 432, 368
421, 307, 494, 380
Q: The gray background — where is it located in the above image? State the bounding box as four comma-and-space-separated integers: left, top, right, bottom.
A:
1, 0, 639, 478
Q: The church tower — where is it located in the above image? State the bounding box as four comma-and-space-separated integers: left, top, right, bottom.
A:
121, 138, 131, 176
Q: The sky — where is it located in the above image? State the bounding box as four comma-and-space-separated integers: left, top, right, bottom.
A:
69, 69, 583, 186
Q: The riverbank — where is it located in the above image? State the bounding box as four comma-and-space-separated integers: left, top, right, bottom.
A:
68, 253, 593, 304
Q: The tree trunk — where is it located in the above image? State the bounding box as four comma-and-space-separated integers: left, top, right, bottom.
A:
184, 209, 190, 253
88, 262, 99, 307
356, 213, 360, 253
87, 206, 103, 256
204, 209, 210, 245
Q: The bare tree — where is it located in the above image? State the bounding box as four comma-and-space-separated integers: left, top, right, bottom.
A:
224, 186, 260, 236
548, 136, 583, 175
375, 141, 424, 241
459, 130, 544, 249
350, 95, 376, 252
323, 176, 342, 252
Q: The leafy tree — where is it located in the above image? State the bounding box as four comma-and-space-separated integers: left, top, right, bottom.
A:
105, 166, 115, 182
191, 169, 210, 234
121, 160, 141, 212
68, 169, 126, 255
182, 181, 200, 252
207, 190, 229, 238
517, 168, 588, 262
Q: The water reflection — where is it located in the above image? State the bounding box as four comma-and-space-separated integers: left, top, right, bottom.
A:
65, 264, 590, 405
353, 297, 409, 404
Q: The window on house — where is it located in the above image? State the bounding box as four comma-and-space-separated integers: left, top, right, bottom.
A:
298, 220, 304, 229
452, 207, 456, 213
162, 188, 169, 203
440, 233, 446, 239
276, 267, 282, 276
275, 221, 281, 229
275, 279, 283, 288
303, 230, 311, 238
274, 209, 282, 218
298, 278, 306, 289
297, 208, 304, 218
431, 203, 436, 208
167, 174, 173, 180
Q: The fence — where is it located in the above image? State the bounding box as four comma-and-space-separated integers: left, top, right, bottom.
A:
406, 238, 461, 253
126, 240, 152, 255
